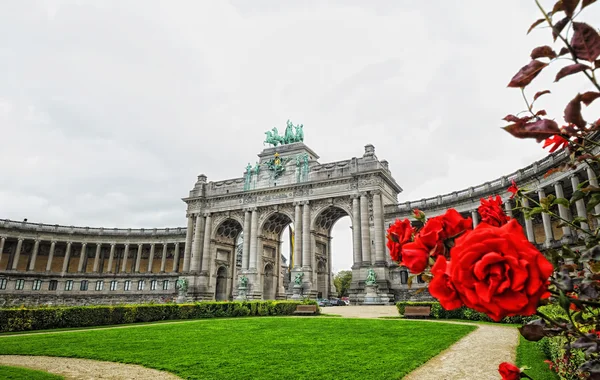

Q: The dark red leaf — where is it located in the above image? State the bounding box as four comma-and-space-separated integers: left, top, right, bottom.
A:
553, 17, 569, 41
507, 60, 548, 88
582, 0, 597, 9
503, 119, 561, 142
503, 114, 533, 123
531, 45, 558, 59
555, 63, 591, 81
571, 22, 600, 61
552, 1, 565, 14
564, 94, 587, 129
596, 60, 600, 69
563, 0, 580, 17
536, 110, 548, 116
558, 47, 570, 56
581, 91, 600, 106
534, 90, 551, 101
528, 18, 546, 34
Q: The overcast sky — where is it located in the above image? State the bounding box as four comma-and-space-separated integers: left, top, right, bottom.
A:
1, 1, 599, 272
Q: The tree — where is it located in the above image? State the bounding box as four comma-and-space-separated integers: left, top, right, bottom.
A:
333, 270, 352, 298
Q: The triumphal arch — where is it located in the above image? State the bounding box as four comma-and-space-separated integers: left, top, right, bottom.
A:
181, 121, 402, 303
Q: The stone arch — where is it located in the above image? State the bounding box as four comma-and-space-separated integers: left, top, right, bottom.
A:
257, 209, 294, 236
211, 218, 243, 243
215, 266, 228, 301
257, 211, 293, 238
311, 205, 351, 234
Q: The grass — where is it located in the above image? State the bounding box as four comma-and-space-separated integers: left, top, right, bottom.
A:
0, 317, 475, 380
516, 336, 558, 380
0, 365, 63, 379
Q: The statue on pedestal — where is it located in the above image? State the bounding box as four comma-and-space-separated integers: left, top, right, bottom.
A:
365, 269, 377, 286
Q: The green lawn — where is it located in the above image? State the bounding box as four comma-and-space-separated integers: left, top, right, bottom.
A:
0, 318, 475, 380
0, 365, 63, 379
516, 336, 558, 380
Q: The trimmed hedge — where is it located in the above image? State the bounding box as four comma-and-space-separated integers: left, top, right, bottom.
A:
0, 300, 319, 333
396, 301, 561, 324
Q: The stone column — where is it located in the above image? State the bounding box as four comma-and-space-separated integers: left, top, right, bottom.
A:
107, 243, 116, 273
28, 239, 40, 271
135, 244, 143, 272
471, 210, 479, 228
77, 243, 87, 273
554, 181, 573, 240
504, 199, 513, 218
571, 174, 590, 231
351, 195, 362, 267
11, 238, 23, 271
242, 210, 251, 270
587, 166, 600, 226
201, 213, 212, 272
93, 243, 102, 273
45, 240, 56, 272
302, 202, 311, 269
360, 192, 371, 264
249, 208, 259, 270
121, 244, 129, 273
190, 214, 205, 272
538, 188, 554, 247
373, 191, 386, 264
61, 242, 72, 273
182, 213, 194, 272
0, 237, 5, 270
522, 198, 536, 243
147, 243, 155, 273
172, 242, 180, 272
160, 243, 168, 273
294, 203, 302, 269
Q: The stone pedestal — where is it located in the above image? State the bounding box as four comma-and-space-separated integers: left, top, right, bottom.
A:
290, 284, 303, 300
236, 286, 248, 301
363, 284, 383, 305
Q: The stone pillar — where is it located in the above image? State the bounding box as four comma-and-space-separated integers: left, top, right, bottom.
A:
351, 195, 362, 267
160, 243, 168, 273
294, 203, 302, 269
0, 237, 5, 270
61, 242, 72, 273
190, 214, 205, 272
373, 191, 386, 264
46, 240, 56, 272
147, 243, 155, 273
107, 243, 116, 273
249, 208, 259, 270
93, 243, 102, 273
538, 188, 554, 247
11, 238, 23, 271
554, 181, 573, 240
135, 244, 143, 272
302, 202, 311, 269
121, 244, 129, 273
77, 243, 87, 273
522, 198, 536, 243
504, 199, 513, 218
571, 174, 590, 231
242, 210, 251, 270
28, 239, 40, 271
360, 193, 371, 264
471, 210, 479, 228
587, 166, 600, 226
172, 242, 180, 272
182, 213, 194, 272
201, 213, 212, 272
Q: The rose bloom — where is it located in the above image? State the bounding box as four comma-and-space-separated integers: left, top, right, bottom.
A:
478, 195, 510, 227
418, 209, 473, 258
498, 362, 521, 380
400, 239, 430, 274
429, 256, 463, 310
386, 219, 414, 262
431, 219, 554, 322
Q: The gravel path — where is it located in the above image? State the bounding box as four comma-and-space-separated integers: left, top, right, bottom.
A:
0, 355, 181, 380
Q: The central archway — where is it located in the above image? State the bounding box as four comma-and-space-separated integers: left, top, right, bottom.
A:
211, 218, 243, 301
258, 211, 293, 300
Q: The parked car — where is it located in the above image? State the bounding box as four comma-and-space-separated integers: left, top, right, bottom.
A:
317, 299, 331, 307
329, 298, 346, 306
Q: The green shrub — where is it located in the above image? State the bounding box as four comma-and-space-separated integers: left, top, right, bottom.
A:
0, 301, 317, 333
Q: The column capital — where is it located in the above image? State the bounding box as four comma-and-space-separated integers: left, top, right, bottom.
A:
350, 193, 361, 199
203, 212, 212, 217
302, 200, 310, 206
359, 191, 369, 197
17, 237, 24, 242
66, 241, 72, 246
110, 242, 116, 247
50, 240, 57, 244
371, 189, 382, 195
81, 242, 87, 246
150, 242, 156, 247
293, 201, 302, 207
34, 238, 41, 243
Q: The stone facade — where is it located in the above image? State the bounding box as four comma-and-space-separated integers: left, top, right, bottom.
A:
1, 138, 597, 306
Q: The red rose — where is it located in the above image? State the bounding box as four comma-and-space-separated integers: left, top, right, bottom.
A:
507, 180, 519, 199
386, 219, 414, 262
448, 219, 554, 321
400, 239, 429, 274
498, 362, 521, 380
429, 256, 464, 310
478, 195, 510, 227
416, 209, 473, 258
435, 208, 473, 240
